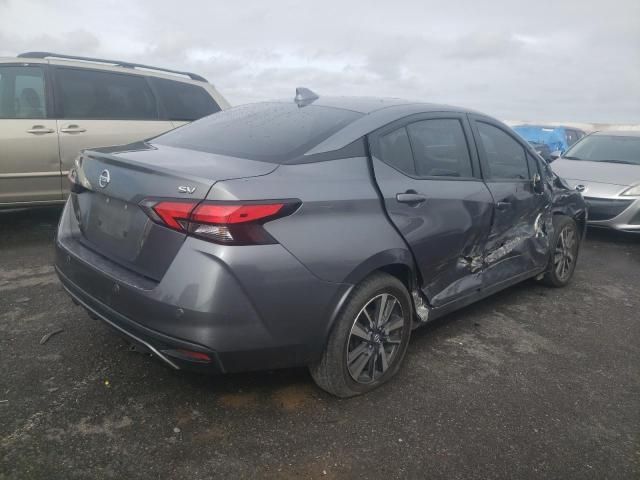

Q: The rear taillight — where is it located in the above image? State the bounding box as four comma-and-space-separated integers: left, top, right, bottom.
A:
140, 199, 299, 245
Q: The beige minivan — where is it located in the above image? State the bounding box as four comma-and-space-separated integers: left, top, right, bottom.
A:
0, 52, 230, 207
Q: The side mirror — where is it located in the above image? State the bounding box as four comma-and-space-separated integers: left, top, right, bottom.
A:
533, 173, 544, 194
549, 150, 562, 161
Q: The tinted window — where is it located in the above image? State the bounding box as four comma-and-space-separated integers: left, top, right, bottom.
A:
150, 77, 220, 121
565, 129, 580, 146
0, 66, 46, 119
154, 102, 362, 163
377, 127, 415, 175
564, 135, 640, 165
477, 122, 529, 180
56, 68, 157, 120
407, 119, 472, 177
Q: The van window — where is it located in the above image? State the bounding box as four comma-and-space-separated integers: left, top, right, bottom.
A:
149, 77, 220, 121
0, 66, 46, 119
56, 68, 157, 120
407, 119, 473, 177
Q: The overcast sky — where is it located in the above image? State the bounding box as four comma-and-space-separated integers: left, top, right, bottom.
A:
1, 0, 639, 123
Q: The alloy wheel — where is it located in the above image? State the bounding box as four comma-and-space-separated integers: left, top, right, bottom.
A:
554, 225, 577, 281
346, 293, 405, 384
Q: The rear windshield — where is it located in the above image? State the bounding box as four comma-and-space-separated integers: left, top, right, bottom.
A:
564, 135, 640, 165
153, 102, 362, 163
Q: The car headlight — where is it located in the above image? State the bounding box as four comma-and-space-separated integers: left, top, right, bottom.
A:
621, 184, 640, 196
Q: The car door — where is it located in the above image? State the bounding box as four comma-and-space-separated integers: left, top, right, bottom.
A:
0, 63, 61, 205
469, 115, 550, 287
52, 67, 174, 199
369, 113, 494, 307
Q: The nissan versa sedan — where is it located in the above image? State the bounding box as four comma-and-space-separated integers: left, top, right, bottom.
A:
55, 90, 586, 397
551, 131, 640, 233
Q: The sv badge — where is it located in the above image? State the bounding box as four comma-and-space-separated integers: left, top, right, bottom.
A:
178, 185, 197, 194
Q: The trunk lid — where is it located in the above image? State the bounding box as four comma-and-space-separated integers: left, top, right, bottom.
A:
71, 142, 278, 281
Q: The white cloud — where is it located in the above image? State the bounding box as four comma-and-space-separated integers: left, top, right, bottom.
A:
0, 0, 638, 122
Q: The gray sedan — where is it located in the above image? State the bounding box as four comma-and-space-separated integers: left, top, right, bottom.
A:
551, 131, 640, 233
55, 91, 586, 397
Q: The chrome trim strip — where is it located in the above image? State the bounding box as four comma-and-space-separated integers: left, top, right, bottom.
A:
0, 200, 65, 207
0, 171, 62, 178
61, 285, 180, 370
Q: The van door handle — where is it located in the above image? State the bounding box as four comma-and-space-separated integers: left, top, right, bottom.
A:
396, 192, 427, 205
496, 201, 511, 211
60, 125, 86, 133
26, 126, 55, 134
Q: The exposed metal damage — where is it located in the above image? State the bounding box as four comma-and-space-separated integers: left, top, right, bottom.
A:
412, 290, 430, 323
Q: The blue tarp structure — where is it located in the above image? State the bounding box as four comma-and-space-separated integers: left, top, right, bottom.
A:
513, 126, 568, 153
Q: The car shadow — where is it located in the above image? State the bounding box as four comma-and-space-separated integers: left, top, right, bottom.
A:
170, 278, 542, 403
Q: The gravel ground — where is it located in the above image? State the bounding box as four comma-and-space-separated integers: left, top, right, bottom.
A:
1, 206, 638, 479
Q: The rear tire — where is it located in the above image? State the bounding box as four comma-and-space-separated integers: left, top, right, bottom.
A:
540, 215, 580, 287
310, 272, 412, 398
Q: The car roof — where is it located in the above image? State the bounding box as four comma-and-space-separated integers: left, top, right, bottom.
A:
271, 95, 469, 115
513, 124, 574, 131
276, 95, 486, 156
591, 130, 640, 137
0, 55, 210, 86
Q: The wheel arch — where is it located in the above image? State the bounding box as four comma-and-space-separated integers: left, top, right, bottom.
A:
343, 248, 417, 289
320, 249, 418, 352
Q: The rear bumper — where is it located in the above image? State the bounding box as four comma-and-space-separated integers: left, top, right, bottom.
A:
57, 267, 218, 372
55, 200, 351, 373
584, 196, 640, 232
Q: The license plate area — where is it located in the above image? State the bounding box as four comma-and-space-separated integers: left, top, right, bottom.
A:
78, 193, 150, 262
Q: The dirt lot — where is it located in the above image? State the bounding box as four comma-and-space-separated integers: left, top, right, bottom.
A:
1, 207, 638, 479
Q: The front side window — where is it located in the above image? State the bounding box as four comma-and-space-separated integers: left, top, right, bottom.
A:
0, 65, 46, 119
407, 119, 473, 177
149, 77, 220, 121
56, 68, 157, 120
477, 122, 529, 180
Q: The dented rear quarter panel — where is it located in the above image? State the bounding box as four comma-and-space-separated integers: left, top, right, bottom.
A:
207, 156, 414, 286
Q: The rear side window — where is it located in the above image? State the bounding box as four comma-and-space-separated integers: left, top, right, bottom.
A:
149, 77, 220, 121
477, 122, 529, 180
153, 102, 362, 163
55, 68, 157, 120
407, 119, 473, 177
0, 65, 46, 119
377, 127, 415, 175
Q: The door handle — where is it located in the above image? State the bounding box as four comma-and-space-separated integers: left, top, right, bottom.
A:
496, 201, 511, 211
60, 125, 86, 133
396, 192, 427, 205
26, 126, 55, 134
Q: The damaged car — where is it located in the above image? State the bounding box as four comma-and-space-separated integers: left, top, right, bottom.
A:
55, 90, 587, 397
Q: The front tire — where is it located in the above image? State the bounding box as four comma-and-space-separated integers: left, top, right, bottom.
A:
540, 215, 580, 287
310, 272, 412, 398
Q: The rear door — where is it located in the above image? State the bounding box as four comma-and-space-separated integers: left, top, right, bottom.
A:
469, 115, 550, 286
52, 67, 174, 198
0, 63, 61, 204
369, 113, 494, 307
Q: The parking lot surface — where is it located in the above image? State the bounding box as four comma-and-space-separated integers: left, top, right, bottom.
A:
1, 207, 638, 479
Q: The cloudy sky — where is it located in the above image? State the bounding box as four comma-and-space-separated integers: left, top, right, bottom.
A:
1, 0, 638, 123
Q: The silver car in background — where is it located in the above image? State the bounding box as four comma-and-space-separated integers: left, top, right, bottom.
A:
551, 131, 640, 233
